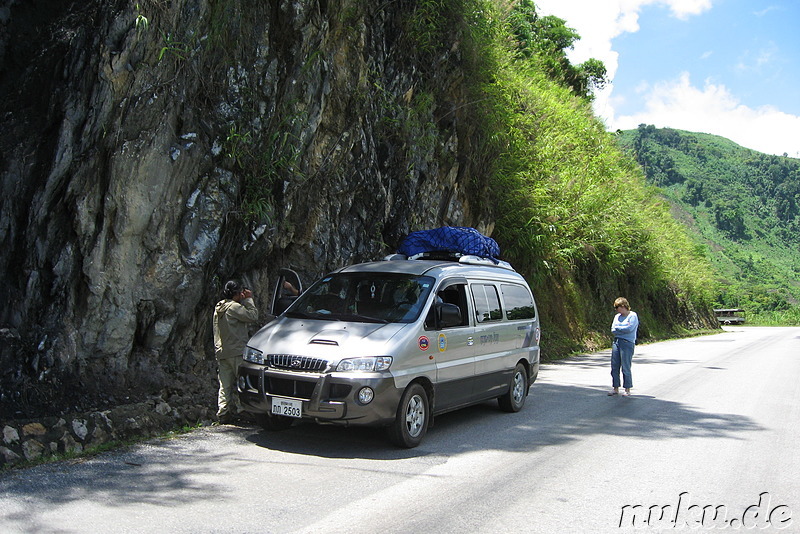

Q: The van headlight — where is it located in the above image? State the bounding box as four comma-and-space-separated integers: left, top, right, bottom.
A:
243, 346, 265, 364
336, 356, 393, 372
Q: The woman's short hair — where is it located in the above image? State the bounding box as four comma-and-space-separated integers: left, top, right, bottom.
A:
614, 297, 630, 310
223, 280, 243, 299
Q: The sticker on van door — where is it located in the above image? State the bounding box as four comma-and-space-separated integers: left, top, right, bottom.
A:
438, 333, 447, 352
418, 336, 430, 351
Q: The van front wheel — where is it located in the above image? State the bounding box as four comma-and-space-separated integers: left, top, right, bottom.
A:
388, 383, 429, 448
498, 363, 528, 412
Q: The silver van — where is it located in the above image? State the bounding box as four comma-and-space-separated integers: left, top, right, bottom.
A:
237, 255, 541, 447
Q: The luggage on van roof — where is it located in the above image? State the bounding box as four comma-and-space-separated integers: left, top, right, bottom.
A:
397, 226, 501, 261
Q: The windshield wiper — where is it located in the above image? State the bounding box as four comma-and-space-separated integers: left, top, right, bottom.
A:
285, 311, 317, 319
286, 310, 388, 324
336, 313, 389, 324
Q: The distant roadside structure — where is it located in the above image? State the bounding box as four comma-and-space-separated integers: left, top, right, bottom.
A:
714, 308, 746, 325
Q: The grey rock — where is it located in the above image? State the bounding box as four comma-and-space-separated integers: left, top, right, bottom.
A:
60, 432, 83, 455
3, 425, 19, 444
0, 446, 21, 463
72, 419, 89, 442
22, 439, 45, 461
0, 0, 488, 421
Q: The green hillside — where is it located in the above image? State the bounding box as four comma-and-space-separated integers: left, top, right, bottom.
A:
617, 125, 800, 324
441, 1, 719, 352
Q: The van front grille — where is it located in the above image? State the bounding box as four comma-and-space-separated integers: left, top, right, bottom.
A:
267, 354, 329, 372
266, 377, 316, 400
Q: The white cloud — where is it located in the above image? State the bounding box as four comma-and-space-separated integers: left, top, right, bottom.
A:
533, 1, 714, 67
610, 73, 800, 156
529, 1, 799, 157
665, 0, 713, 19
735, 43, 778, 73
531, 1, 716, 132
754, 5, 780, 16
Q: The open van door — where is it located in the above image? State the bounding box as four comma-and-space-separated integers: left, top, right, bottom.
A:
270, 268, 303, 316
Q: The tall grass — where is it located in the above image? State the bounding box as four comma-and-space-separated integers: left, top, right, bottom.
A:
748, 309, 800, 326
451, 1, 719, 352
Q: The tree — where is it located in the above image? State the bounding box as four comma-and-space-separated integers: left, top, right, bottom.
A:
578, 58, 608, 92
713, 201, 747, 239
532, 14, 580, 52
684, 179, 705, 206
508, 2, 607, 99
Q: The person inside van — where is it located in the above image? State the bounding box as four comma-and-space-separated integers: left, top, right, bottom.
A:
313, 278, 346, 314
391, 284, 423, 322
426, 286, 468, 328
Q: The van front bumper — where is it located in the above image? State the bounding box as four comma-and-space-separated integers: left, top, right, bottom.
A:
237, 361, 402, 427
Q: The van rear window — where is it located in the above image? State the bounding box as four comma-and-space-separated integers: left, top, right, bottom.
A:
501, 284, 536, 320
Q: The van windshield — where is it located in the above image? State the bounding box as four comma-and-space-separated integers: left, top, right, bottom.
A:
285, 273, 435, 324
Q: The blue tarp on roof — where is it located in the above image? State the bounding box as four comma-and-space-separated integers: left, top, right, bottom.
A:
397, 226, 500, 260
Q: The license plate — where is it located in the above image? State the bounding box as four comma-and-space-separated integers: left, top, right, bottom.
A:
271, 397, 302, 418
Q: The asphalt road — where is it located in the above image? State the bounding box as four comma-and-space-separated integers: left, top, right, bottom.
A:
2, 326, 798, 533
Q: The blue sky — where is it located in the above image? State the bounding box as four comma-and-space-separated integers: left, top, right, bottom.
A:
533, 0, 800, 157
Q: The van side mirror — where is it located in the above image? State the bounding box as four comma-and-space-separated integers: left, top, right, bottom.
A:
437, 302, 462, 328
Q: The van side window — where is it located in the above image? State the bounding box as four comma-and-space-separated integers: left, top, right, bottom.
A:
472, 284, 502, 323
501, 284, 536, 320
425, 284, 469, 329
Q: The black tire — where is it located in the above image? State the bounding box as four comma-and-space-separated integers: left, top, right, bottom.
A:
388, 383, 429, 448
254, 412, 294, 431
498, 363, 528, 412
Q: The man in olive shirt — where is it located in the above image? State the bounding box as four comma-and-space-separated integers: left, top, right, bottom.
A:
213, 280, 259, 423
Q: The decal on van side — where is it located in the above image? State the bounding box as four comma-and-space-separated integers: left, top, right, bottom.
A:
418, 336, 430, 351
480, 333, 500, 345
438, 333, 447, 352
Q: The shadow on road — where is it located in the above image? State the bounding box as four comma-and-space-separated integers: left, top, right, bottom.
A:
548, 351, 698, 371
245, 380, 763, 458
0, 427, 245, 526
0, 384, 764, 523
244, 422, 426, 460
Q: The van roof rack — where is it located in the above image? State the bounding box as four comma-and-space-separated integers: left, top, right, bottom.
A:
383, 251, 515, 271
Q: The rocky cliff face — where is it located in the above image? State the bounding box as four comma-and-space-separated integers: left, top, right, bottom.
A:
0, 0, 493, 418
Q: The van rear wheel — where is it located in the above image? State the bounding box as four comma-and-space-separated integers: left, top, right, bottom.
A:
498, 363, 528, 412
388, 383, 429, 448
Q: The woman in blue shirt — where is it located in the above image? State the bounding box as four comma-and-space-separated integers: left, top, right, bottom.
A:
609, 297, 638, 397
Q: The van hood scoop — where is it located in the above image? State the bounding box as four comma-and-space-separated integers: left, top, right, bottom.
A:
308, 329, 349, 346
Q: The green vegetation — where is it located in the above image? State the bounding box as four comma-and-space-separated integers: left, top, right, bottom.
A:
507, 0, 607, 100
134, 3, 149, 33
749, 308, 800, 326
158, 32, 191, 62
617, 126, 800, 325
408, 1, 718, 353
222, 106, 306, 224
